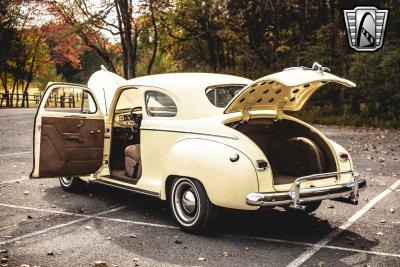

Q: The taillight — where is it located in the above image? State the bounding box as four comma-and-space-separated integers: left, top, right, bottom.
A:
339, 152, 349, 161
256, 160, 268, 170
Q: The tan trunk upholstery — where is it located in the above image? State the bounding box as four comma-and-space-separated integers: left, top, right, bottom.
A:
124, 145, 141, 178
270, 137, 325, 177
233, 119, 335, 185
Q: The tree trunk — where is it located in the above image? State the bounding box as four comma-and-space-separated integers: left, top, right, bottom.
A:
147, 0, 158, 75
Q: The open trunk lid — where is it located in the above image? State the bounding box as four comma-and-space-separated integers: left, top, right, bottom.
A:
224, 63, 356, 120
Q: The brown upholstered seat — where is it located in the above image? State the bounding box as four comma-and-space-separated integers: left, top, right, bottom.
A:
124, 145, 141, 178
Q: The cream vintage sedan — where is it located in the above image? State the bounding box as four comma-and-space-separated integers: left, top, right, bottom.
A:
31, 63, 366, 233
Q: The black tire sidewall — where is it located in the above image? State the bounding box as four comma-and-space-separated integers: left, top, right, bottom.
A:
170, 177, 215, 233
59, 176, 86, 192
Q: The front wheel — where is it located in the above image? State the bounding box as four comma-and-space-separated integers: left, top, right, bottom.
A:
170, 177, 219, 234
59, 176, 87, 192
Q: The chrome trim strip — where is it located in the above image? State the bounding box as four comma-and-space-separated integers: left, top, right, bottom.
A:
140, 127, 239, 140
246, 171, 366, 207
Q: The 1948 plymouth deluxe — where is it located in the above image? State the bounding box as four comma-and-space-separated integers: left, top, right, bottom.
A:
31, 62, 366, 233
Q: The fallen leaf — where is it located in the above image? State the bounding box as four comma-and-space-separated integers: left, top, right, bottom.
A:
222, 251, 229, 257
93, 260, 107, 267
318, 261, 325, 267
376, 232, 384, 236
174, 235, 182, 244
85, 226, 92, 230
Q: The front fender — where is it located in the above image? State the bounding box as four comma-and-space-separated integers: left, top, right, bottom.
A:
161, 138, 259, 210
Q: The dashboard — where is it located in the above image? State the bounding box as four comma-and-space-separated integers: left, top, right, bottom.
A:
113, 108, 142, 128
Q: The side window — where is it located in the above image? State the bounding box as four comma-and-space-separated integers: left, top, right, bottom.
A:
145, 91, 177, 117
44, 87, 97, 114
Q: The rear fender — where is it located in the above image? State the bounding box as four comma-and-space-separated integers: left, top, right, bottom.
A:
161, 138, 259, 210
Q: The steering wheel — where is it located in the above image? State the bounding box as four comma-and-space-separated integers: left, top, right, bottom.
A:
130, 107, 143, 133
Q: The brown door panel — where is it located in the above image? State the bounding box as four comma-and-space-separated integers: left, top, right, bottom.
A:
39, 117, 104, 177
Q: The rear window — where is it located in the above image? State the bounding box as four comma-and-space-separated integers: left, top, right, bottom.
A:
206, 85, 245, 108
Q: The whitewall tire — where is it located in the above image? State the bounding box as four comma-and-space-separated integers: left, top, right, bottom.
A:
170, 177, 219, 233
59, 176, 87, 192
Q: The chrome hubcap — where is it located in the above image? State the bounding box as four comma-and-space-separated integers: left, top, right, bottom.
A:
182, 190, 196, 213
173, 180, 199, 225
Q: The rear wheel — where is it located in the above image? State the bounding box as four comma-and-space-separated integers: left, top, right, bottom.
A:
59, 176, 87, 192
170, 177, 219, 234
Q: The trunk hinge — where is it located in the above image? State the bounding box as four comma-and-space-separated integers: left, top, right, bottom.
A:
241, 102, 251, 122
275, 98, 287, 121
242, 108, 250, 122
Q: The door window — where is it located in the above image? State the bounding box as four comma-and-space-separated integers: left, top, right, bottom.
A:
44, 87, 97, 114
145, 91, 177, 117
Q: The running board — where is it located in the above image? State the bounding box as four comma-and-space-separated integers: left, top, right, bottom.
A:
90, 179, 160, 198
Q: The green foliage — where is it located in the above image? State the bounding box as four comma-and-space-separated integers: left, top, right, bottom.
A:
34, 63, 64, 91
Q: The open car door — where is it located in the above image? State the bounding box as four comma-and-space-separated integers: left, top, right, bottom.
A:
30, 83, 104, 178
224, 63, 356, 120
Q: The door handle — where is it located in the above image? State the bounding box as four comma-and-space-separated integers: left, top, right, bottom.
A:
75, 120, 85, 128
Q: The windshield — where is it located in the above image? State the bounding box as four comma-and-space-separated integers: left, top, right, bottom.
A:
206, 85, 245, 108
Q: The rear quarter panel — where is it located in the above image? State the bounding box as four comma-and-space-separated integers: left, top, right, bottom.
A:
162, 138, 259, 210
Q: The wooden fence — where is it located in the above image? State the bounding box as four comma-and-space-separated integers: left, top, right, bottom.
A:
0, 92, 82, 109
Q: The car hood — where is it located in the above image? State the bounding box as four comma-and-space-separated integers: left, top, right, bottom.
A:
224, 67, 356, 115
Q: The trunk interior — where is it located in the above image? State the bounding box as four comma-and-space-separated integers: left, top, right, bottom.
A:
228, 119, 337, 185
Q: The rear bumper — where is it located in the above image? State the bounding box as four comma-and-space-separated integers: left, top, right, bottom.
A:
246, 171, 366, 208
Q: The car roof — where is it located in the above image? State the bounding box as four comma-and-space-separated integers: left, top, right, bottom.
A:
88, 71, 252, 118
122, 73, 253, 119
122, 73, 252, 93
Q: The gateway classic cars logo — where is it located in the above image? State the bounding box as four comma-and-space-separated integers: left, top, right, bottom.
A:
343, 6, 388, 52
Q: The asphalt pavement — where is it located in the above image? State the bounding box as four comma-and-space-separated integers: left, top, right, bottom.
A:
0, 108, 399, 267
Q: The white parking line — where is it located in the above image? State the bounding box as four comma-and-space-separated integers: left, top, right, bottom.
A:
16, 120, 34, 124
0, 151, 31, 157
0, 203, 179, 230
1, 202, 400, 258
0, 204, 129, 246
0, 177, 29, 185
287, 179, 400, 267
230, 235, 400, 259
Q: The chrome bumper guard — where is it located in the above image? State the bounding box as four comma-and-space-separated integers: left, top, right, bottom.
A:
246, 171, 366, 208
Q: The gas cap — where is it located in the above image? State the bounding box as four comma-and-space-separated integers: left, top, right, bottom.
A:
230, 153, 240, 162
